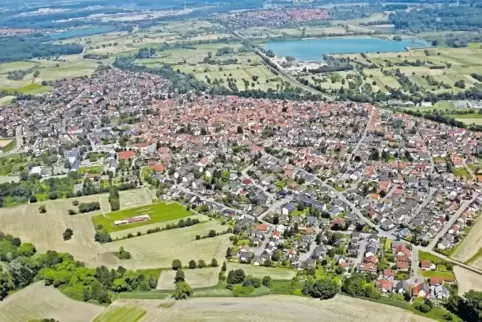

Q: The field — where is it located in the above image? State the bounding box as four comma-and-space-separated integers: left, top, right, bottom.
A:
419, 270, 455, 281
228, 263, 296, 280
92, 201, 192, 233
452, 217, 482, 269
0, 282, 103, 322
453, 266, 482, 295
448, 113, 482, 126
119, 187, 155, 209
110, 295, 432, 321
157, 267, 220, 290
103, 221, 231, 269
135, 42, 283, 92
93, 304, 146, 322
332, 47, 482, 95
0, 195, 123, 267
0, 95, 14, 106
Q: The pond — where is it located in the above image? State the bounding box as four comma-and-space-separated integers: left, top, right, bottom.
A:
49, 27, 117, 40
264, 37, 431, 61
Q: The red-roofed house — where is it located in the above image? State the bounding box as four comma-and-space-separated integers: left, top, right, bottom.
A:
376, 279, 393, 293
383, 269, 396, 279
420, 260, 435, 271
118, 150, 135, 160
429, 277, 444, 286
256, 224, 268, 232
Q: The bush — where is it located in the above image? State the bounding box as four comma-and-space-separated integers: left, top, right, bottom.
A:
211, 258, 218, 267
189, 260, 197, 269
63, 228, 73, 240
262, 276, 273, 288
198, 259, 207, 268
227, 269, 245, 284
416, 303, 432, 313
172, 259, 182, 270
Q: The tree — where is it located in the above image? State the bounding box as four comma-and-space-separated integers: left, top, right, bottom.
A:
447, 291, 482, 322
208, 230, 216, 238
175, 270, 185, 283
172, 281, 192, 300
211, 258, 218, 267
198, 259, 207, 268
63, 228, 73, 240
172, 259, 182, 270
0, 269, 14, 300
303, 278, 339, 300
227, 269, 245, 284
188, 260, 197, 269
342, 274, 366, 297
39, 205, 46, 213
221, 262, 227, 272
262, 276, 272, 288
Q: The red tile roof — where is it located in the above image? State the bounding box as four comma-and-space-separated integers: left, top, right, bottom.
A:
118, 150, 135, 160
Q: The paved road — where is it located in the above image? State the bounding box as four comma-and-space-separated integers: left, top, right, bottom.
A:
427, 194, 479, 250
409, 245, 422, 284
346, 106, 375, 164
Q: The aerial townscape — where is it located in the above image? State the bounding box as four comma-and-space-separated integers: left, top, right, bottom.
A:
0, 0, 481, 321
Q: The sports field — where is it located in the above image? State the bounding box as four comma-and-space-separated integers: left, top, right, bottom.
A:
0, 282, 103, 322
92, 201, 192, 232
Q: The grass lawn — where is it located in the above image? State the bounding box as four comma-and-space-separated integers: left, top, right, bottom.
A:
384, 238, 393, 252
114, 291, 170, 300
79, 165, 103, 174
419, 270, 455, 281
93, 305, 146, 322
418, 250, 447, 264
452, 167, 472, 179
92, 202, 192, 232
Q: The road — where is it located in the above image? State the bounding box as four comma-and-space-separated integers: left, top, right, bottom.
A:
232, 31, 333, 101
346, 105, 376, 164
409, 245, 422, 284
427, 193, 479, 250
353, 69, 365, 94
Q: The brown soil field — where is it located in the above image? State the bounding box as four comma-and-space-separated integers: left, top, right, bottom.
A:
0, 282, 103, 322
453, 266, 482, 295
112, 295, 433, 322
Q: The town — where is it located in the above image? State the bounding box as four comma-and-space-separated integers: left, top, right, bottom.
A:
0, 67, 481, 319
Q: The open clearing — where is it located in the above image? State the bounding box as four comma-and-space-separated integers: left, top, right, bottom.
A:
119, 187, 155, 209
0, 138, 13, 148
0, 195, 122, 267
453, 266, 482, 295
104, 221, 231, 269
94, 303, 146, 322
452, 217, 482, 269
228, 263, 296, 280
0, 282, 103, 322
92, 201, 192, 233
110, 295, 432, 322
157, 267, 220, 290
0, 95, 14, 106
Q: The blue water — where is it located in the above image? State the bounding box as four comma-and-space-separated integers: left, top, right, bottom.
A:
49, 27, 117, 40
264, 37, 432, 61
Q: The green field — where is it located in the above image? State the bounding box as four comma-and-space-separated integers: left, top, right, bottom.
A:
228, 263, 296, 280
419, 270, 455, 281
92, 202, 192, 232
79, 165, 104, 174
452, 167, 472, 179
94, 305, 146, 322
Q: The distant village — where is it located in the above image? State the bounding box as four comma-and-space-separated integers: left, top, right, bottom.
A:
1, 68, 481, 299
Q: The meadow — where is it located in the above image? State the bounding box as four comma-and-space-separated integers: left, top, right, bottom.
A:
157, 267, 220, 290
452, 216, 482, 269
103, 221, 231, 269
113, 295, 433, 321
228, 263, 296, 280
92, 201, 192, 232
93, 304, 146, 322
0, 282, 103, 322
453, 266, 482, 294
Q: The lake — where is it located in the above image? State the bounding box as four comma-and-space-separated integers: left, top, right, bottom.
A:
49, 27, 117, 40
264, 37, 431, 61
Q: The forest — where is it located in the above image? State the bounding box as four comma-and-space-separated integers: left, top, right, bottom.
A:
389, 6, 482, 32
0, 35, 83, 63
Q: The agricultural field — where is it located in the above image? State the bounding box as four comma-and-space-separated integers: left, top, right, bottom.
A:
119, 187, 155, 209
0, 196, 122, 267
0, 95, 15, 106
334, 46, 482, 95
228, 263, 296, 280
452, 216, 482, 269
92, 201, 192, 233
0, 282, 103, 322
447, 113, 482, 126
136, 42, 283, 92
157, 267, 220, 290
0, 138, 14, 151
93, 304, 146, 322
103, 221, 231, 269
112, 295, 432, 321
453, 266, 482, 295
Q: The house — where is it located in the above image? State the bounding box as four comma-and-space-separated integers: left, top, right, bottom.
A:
239, 250, 253, 264
376, 279, 393, 294
383, 269, 396, 280
311, 244, 328, 260
281, 203, 296, 215
306, 216, 319, 227
429, 277, 444, 286
395, 280, 410, 294
256, 223, 269, 232
357, 263, 377, 274
420, 260, 436, 271
412, 283, 430, 298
